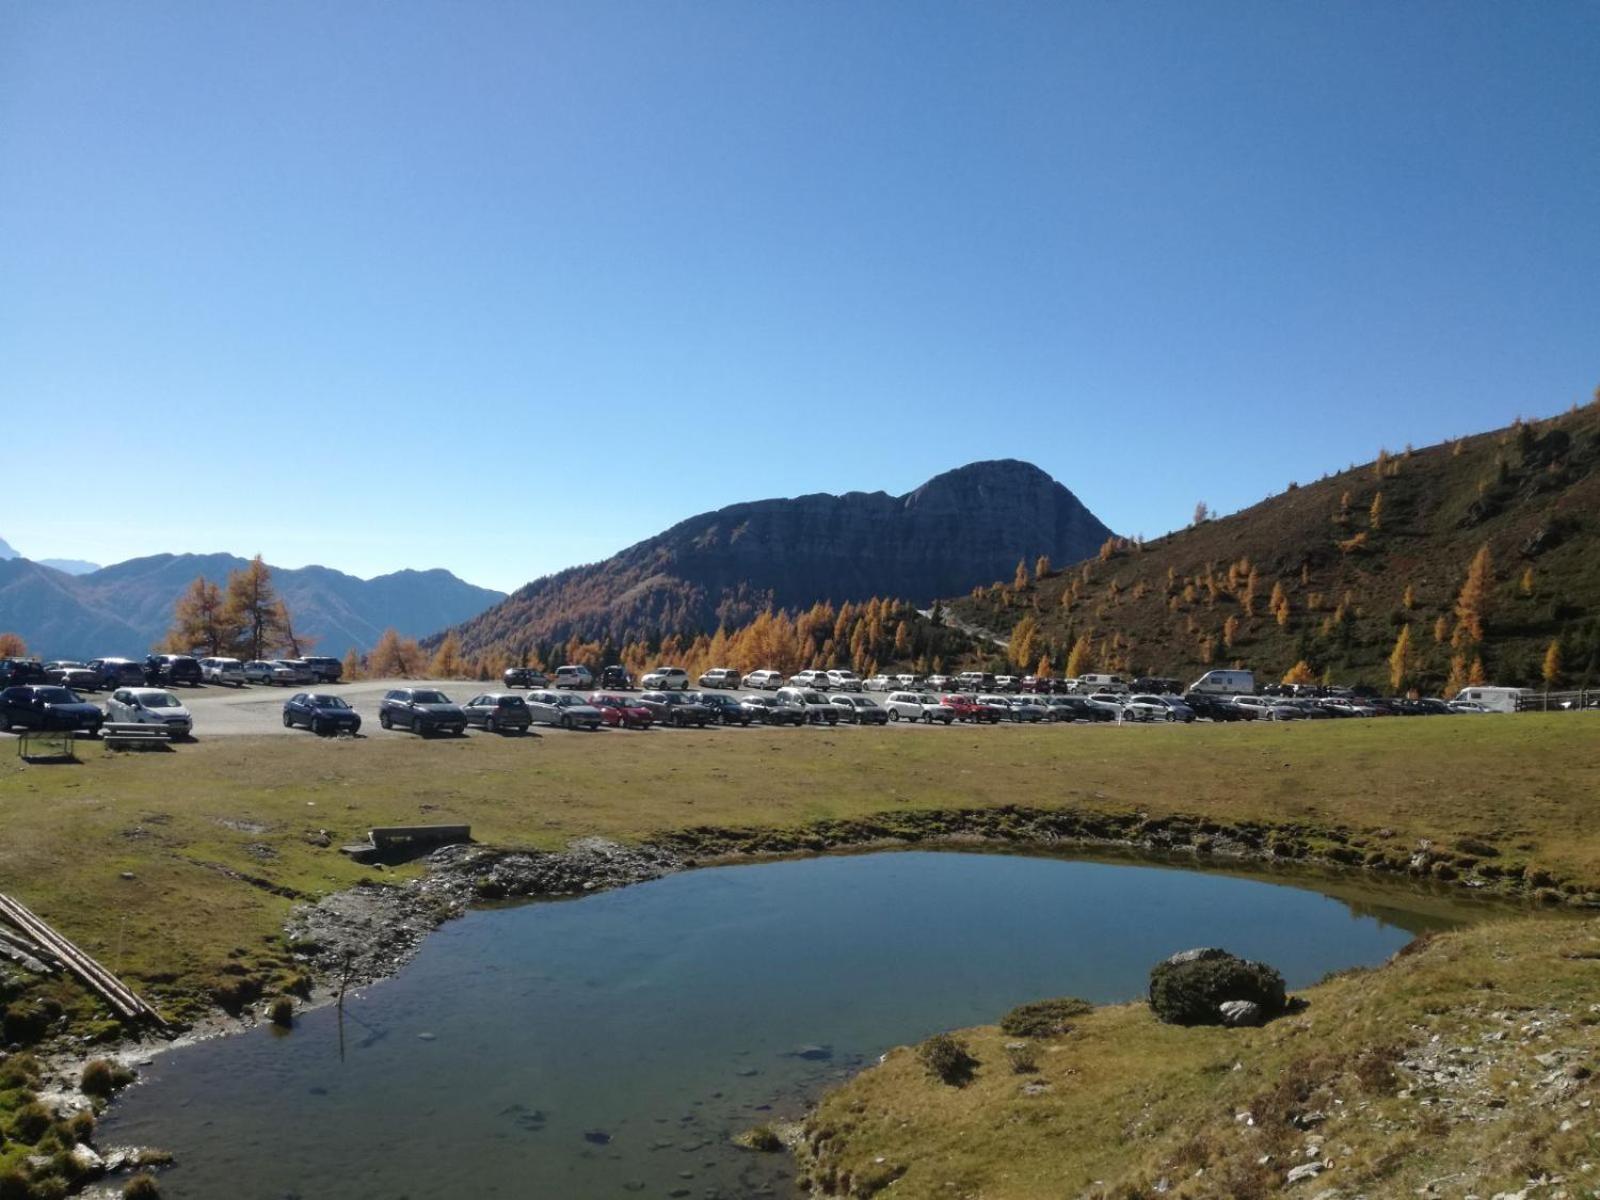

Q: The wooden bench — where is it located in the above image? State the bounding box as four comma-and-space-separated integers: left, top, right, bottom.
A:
341, 824, 472, 862
102, 723, 172, 752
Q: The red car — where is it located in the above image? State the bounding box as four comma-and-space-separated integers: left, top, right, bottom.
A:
940, 693, 1001, 723
587, 693, 654, 729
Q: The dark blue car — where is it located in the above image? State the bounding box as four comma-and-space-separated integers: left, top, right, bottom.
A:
282, 692, 363, 735
0, 685, 104, 734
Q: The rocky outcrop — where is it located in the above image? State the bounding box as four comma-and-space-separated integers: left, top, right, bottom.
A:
447, 460, 1113, 651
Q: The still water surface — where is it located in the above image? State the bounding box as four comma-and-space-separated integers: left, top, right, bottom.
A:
100, 851, 1474, 1198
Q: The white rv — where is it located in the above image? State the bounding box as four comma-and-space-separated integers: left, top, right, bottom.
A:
1187, 669, 1256, 696
1450, 686, 1525, 714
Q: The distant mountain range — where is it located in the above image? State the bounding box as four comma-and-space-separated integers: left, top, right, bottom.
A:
445, 459, 1114, 656
0, 537, 101, 576
0, 552, 504, 660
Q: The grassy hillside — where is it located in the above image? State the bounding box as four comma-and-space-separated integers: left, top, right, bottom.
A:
949, 403, 1600, 691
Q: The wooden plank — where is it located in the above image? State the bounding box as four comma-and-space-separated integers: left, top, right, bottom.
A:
0, 893, 168, 1029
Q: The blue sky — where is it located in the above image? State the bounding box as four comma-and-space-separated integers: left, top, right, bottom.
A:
3, 2, 1596, 592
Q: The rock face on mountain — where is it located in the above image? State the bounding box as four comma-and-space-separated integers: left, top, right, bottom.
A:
448, 460, 1113, 653
0, 553, 504, 659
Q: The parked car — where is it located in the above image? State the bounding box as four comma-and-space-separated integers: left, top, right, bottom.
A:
788, 669, 831, 689
599, 665, 633, 690
0, 685, 103, 734
737, 694, 805, 726
925, 674, 954, 692
502, 667, 551, 689
1448, 699, 1495, 714
86, 658, 145, 689
864, 674, 895, 692
940, 694, 1000, 723
775, 686, 839, 725
587, 693, 654, 729
697, 668, 743, 690
199, 657, 247, 687
691, 691, 753, 726
1233, 694, 1302, 721
0, 658, 46, 687
461, 693, 533, 733
147, 654, 203, 687
635, 691, 710, 727
741, 669, 785, 690
830, 695, 888, 725
1187, 669, 1256, 696
299, 656, 344, 683
282, 692, 362, 735
43, 662, 102, 691
271, 660, 316, 685
1317, 697, 1376, 718
525, 690, 604, 729
993, 675, 1021, 693
1182, 693, 1253, 722
552, 665, 594, 690
1131, 677, 1185, 696
883, 692, 954, 724
892, 674, 921, 689
1002, 696, 1051, 722
1125, 694, 1196, 723
1044, 695, 1115, 722
105, 687, 192, 737
825, 669, 864, 693
640, 666, 690, 691
1083, 692, 1130, 719
378, 688, 466, 736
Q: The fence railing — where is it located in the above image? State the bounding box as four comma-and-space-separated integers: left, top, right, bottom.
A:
1516, 689, 1597, 713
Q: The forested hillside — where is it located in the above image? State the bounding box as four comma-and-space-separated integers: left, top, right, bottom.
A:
947, 402, 1600, 692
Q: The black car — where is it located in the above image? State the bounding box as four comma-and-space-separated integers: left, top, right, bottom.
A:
301, 656, 345, 683
87, 658, 146, 689
502, 667, 550, 690
830, 695, 889, 725
1182, 693, 1253, 722
146, 655, 203, 687
635, 691, 711, 728
378, 688, 467, 736
688, 692, 752, 726
735, 695, 804, 726
599, 665, 633, 690
0, 658, 46, 687
461, 693, 533, 733
0, 685, 104, 734
1045, 695, 1116, 723
282, 692, 363, 735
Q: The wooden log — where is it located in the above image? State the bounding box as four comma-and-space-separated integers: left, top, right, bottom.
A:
0, 893, 168, 1028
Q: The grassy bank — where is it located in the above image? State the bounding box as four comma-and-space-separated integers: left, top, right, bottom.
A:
799, 913, 1600, 1198
0, 716, 1596, 1026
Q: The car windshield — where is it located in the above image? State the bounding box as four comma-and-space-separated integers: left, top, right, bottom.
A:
412, 691, 449, 704
497, 697, 526, 708
800, 692, 826, 703
35, 688, 76, 703
593, 696, 624, 706
852, 698, 875, 707
141, 693, 180, 708
555, 695, 585, 706
308, 695, 349, 709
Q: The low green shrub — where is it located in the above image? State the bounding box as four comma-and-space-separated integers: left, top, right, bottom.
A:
8, 1100, 53, 1143
916, 1033, 977, 1086
80, 1059, 135, 1100
1004, 1043, 1039, 1074
736, 1124, 782, 1152
999, 996, 1092, 1038
123, 1174, 162, 1199
268, 996, 294, 1027
1148, 949, 1286, 1026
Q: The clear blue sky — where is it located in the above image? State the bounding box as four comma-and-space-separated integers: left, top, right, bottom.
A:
3, 2, 1596, 592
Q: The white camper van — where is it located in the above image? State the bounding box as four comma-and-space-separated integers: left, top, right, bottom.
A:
1450, 686, 1525, 714
1187, 669, 1256, 696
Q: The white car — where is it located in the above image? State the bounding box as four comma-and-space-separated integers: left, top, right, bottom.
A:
552, 665, 594, 690
697, 667, 743, 689
1234, 695, 1302, 721
863, 674, 895, 692
105, 687, 193, 737
742, 669, 785, 690
788, 669, 831, 689
640, 666, 689, 691
272, 660, 316, 685
199, 657, 246, 687
525, 689, 603, 729
825, 669, 863, 693
1321, 697, 1377, 718
774, 686, 839, 724
994, 675, 1021, 693
892, 674, 920, 689
1083, 692, 1130, 719
925, 674, 953, 691
884, 691, 955, 724
1448, 700, 1494, 714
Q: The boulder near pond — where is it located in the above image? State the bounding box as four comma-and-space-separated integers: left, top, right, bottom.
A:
1147, 947, 1288, 1026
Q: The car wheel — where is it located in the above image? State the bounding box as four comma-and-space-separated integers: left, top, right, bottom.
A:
486, 716, 498, 733
283, 712, 294, 728
888, 708, 899, 721
312, 718, 327, 736
379, 711, 391, 729
560, 714, 572, 730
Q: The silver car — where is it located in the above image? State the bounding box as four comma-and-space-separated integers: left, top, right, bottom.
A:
525, 689, 603, 730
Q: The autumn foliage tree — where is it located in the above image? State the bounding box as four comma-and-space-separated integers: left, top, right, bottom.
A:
1388, 625, 1414, 694
161, 577, 229, 655
1452, 543, 1494, 646
0, 632, 27, 657
368, 628, 426, 678
223, 556, 290, 661
1281, 660, 1317, 686
1542, 639, 1563, 688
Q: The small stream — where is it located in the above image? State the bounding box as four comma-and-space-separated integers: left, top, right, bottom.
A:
98, 850, 1485, 1199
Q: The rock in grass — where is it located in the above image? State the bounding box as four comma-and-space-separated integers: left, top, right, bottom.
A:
1220, 999, 1265, 1027
1148, 948, 1286, 1026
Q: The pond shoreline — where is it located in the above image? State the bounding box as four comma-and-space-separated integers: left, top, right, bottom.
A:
41, 803, 1591, 1194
